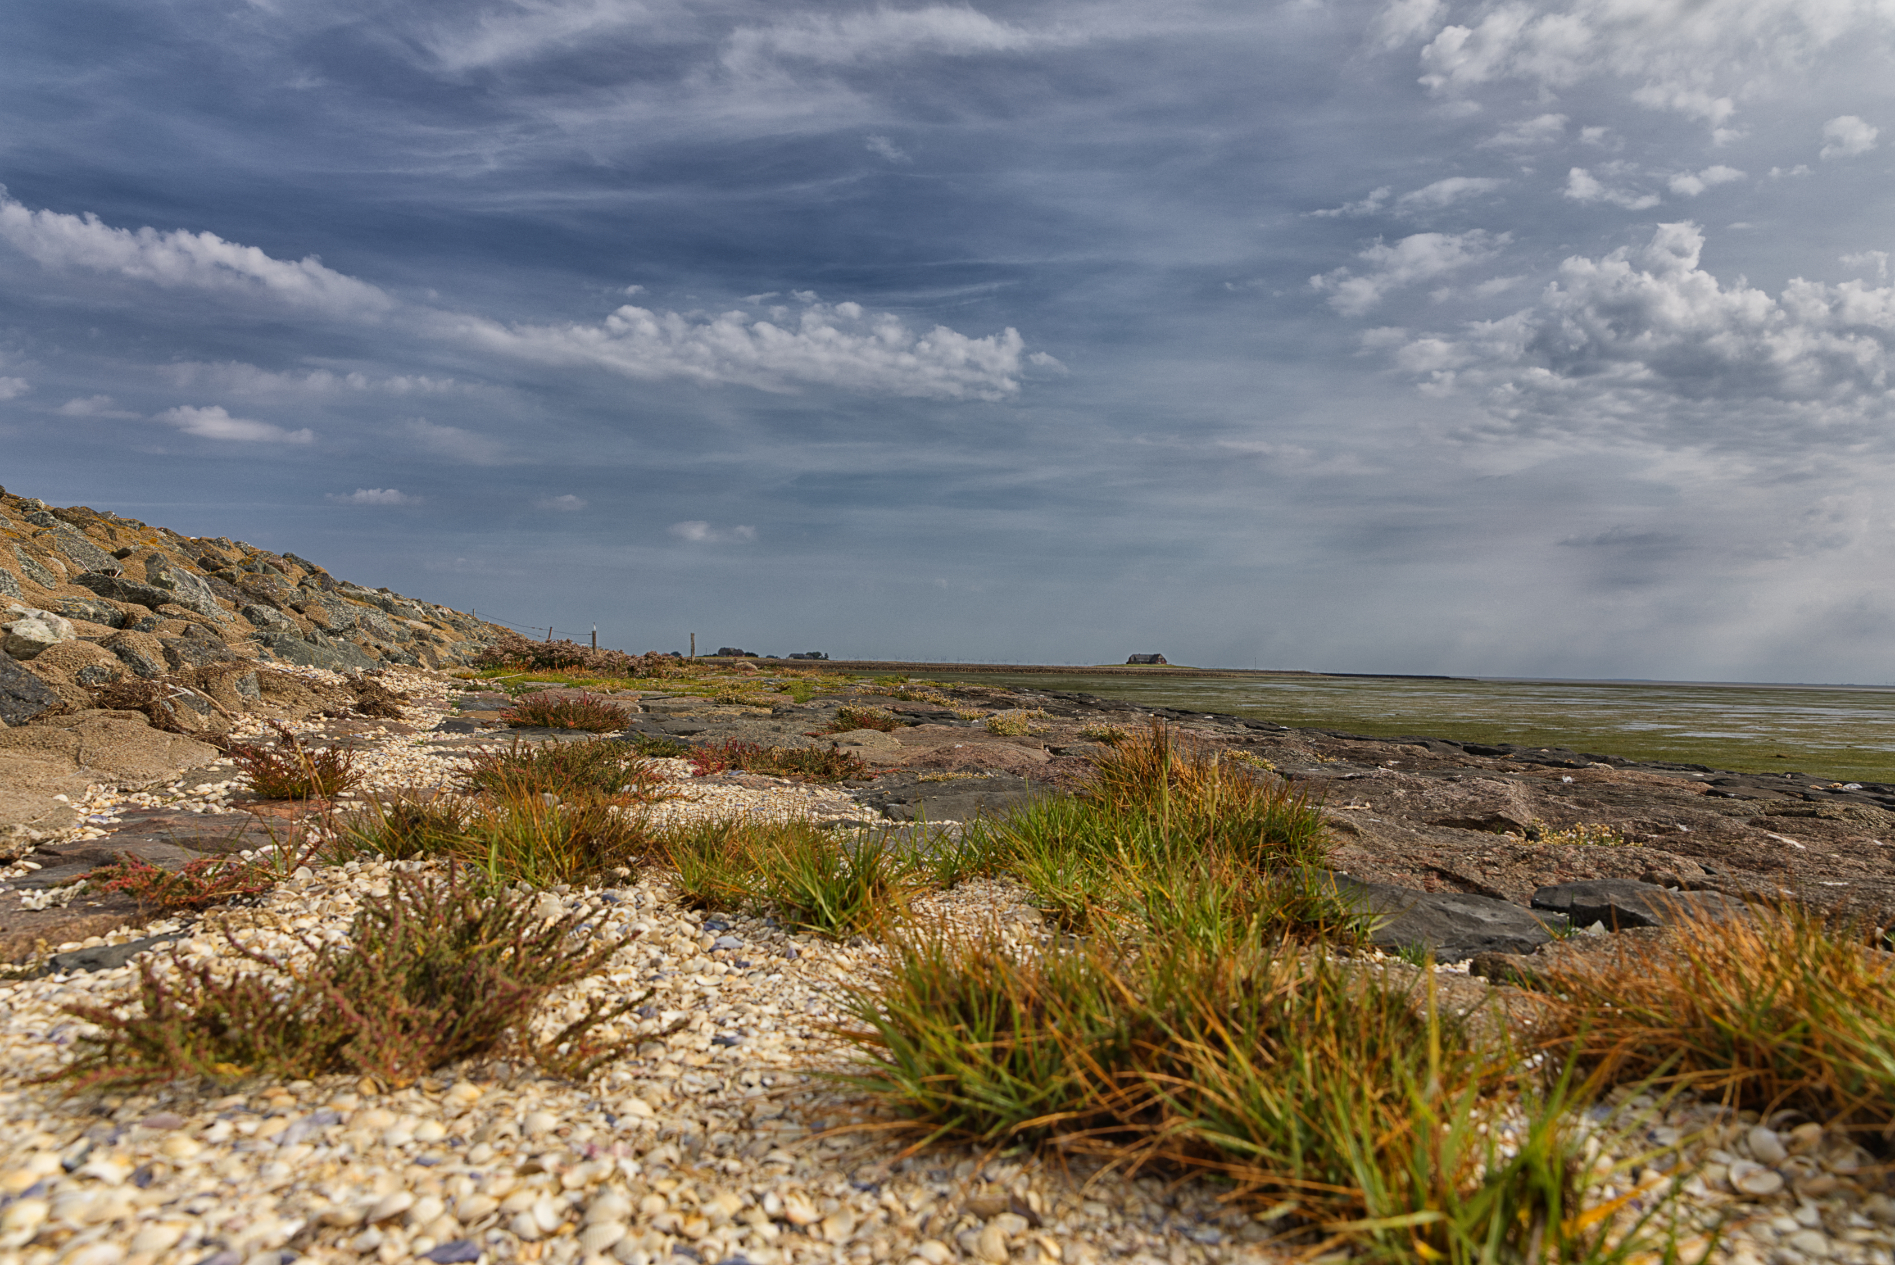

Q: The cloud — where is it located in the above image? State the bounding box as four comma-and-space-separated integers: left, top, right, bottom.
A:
56, 394, 136, 417
1374, 222, 1895, 449
1400, 0, 1886, 132
1667, 165, 1745, 197
405, 418, 513, 466
160, 362, 464, 397
721, 6, 1062, 73
669, 521, 756, 543
1841, 251, 1890, 283
865, 135, 910, 163
0, 377, 28, 400
327, 488, 416, 505
1565, 167, 1661, 210
1480, 113, 1566, 148
1310, 187, 1392, 218
1373, 0, 1447, 49
1821, 115, 1879, 159
449, 298, 1041, 400
538, 494, 588, 511
155, 404, 315, 444
0, 191, 394, 317
1310, 230, 1508, 316
1395, 176, 1508, 211
5, 194, 1048, 404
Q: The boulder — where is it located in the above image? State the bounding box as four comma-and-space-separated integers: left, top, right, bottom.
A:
51, 528, 116, 574
100, 629, 170, 679
1530, 879, 1748, 930
160, 630, 238, 671
242, 603, 299, 632
22, 639, 128, 690
2, 606, 77, 660
826, 728, 905, 760
55, 597, 127, 629
0, 710, 219, 829
258, 628, 378, 671
0, 567, 20, 602
140, 555, 229, 621
0, 650, 63, 725
10, 545, 61, 589
1331, 876, 1566, 962
76, 572, 185, 613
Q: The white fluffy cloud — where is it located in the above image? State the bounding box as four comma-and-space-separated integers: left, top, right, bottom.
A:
1480, 112, 1567, 148
156, 405, 315, 444
1396, 176, 1508, 211
722, 6, 1059, 73
0, 377, 28, 400
160, 362, 463, 397
1565, 167, 1661, 209
1821, 114, 1880, 159
1387, 0, 1890, 134
865, 135, 911, 162
1310, 187, 1392, 218
0, 191, 393, 317
56, 394, 136, 417
1310, 230, 1507, 316
448, 299, 1041, 399
670, 521, 756, 543
1667, 165, 1745, 196
1, 193, 1048, 404
328, 488, 416, 505
538, 494, 588, 511
1379, 222, 1895, 448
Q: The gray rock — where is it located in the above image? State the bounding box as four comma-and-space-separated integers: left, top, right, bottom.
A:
22, 510, 59, 529
2, 608, 77, 659
298, 592, 360, 632
159, 633, 237, 671
40, 932, 186, 977
51, 529, 116, 574
1529, 879, 1746, 930
74, 573, 180, 613
11, 545, 60, 589
258, 628, 378, 672
100, 631, 169, 679
1332, 876, 1566, 962
242, 604, 298, 632
0, 649, 63, 724
851, 773, 1047, 824
140, 556, 229, 621
0, 567, 20, 602
56, 598, 127, 629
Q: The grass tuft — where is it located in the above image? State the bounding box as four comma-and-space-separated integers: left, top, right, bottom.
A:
660, 818, 912, 939
499, 691, 628, 732
336, 795, 648, 887
827, 705, 904, 733
88, 854, 278, 912
842, 919, 1680, 1263
228, 726, 360, 800
460, 738, 676, 806
48, 865, 637, 1092
1542, 900, 1895, 1140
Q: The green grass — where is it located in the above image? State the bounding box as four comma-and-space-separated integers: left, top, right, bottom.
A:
1541, 900, 1895, 1137
839, 919, 1685, 1264
660, 817, 913, 938
48, 865, 637, 1091
337, 794, 649, 887
687, 739, 871, 782
459, 737, 676, 806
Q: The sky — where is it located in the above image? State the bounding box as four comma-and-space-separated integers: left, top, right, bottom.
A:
3, 0, 1895, 681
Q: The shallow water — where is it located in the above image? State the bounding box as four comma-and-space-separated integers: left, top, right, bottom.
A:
927, 672, 1895, 785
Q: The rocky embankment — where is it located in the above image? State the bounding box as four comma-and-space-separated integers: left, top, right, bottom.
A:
0, 487, 509, 836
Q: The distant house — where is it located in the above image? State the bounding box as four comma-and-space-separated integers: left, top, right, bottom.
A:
1126, 653, 1168, 665
787, 651, 829, 660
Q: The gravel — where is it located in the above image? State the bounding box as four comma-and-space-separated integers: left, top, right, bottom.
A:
0, 669, 1890, 1265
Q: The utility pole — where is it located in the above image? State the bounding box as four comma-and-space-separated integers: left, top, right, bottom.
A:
591, 625, 597, 650
546, 626, 552, 642
690, 633, 696, 658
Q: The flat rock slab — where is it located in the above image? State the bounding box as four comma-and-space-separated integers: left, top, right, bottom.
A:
851, 772, 1048, 823
1332, 875, 1567, 962
1530, 878, 1749, 929
39, 931, 185, 977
